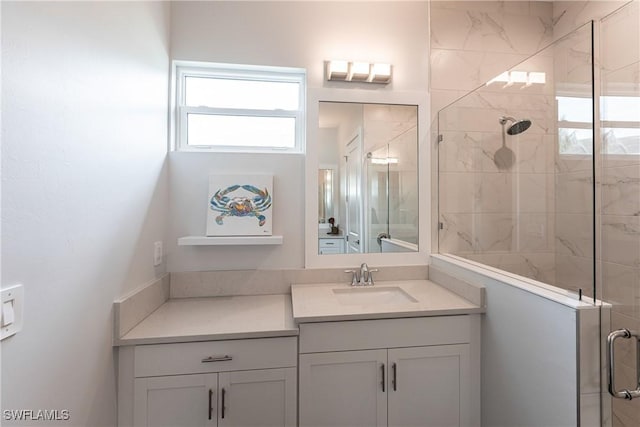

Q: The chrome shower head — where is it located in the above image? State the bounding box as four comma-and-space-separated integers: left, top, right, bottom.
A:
499, 116, 532, 135
507, 119, 532, 135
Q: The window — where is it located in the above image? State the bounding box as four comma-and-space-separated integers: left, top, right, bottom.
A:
557, 95, 640, 156
601, 95, 640, 155
173, 61, 306, 153
557, 96, 593, 155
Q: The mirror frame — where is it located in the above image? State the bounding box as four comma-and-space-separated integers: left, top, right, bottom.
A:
305, 88, 430, 268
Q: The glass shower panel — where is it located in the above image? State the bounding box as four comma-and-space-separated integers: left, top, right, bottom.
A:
366, 145, 390, 252
438, 22, 594, 295
363, 104, 418, 252
600, 2, 640, 425
553, 23, 595, 297
388, 125, 418, 246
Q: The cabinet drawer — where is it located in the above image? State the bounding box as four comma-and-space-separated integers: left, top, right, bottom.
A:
299, 316, 472, 353
319, 239, 343, 249
134, 336, 297, 377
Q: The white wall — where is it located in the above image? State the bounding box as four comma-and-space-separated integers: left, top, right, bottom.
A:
168, 1, 430, 271
1, 2, 170, 425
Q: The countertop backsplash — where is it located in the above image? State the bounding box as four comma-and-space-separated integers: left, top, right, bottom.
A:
169, 265, 429, 298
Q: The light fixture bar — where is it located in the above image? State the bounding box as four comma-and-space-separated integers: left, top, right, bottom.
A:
326, 60, 392, 84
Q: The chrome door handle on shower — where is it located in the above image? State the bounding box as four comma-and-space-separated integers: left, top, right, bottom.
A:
607, 329, 640, 400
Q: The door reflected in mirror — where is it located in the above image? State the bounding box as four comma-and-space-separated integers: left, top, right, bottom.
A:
318, 102, 418, 255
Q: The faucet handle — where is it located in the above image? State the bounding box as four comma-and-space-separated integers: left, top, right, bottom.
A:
366, 269, 379, 285
344, 270, 359, 286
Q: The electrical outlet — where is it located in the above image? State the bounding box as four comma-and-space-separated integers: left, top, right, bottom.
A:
153, 241, 163, 266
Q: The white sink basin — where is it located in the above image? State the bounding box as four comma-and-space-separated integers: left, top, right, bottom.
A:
332, 286, 418, 306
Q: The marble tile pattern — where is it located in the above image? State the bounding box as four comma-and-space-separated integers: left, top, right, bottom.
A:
436, 37, 558, 285
431, 1, 565, 284
430, 0, 554, 120
432, 8, 638, 424
432, 1, 636, 297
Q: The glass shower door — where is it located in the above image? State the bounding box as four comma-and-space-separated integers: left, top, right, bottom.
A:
366, 145, 390, 253
600, 2, 640, 425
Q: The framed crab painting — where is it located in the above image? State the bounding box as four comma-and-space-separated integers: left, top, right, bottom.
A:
206, 175, 273, 236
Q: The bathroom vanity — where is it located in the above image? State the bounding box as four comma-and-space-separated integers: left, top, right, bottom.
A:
291, 280, 484, 427
115, 274, 484, 427
115, 295, 299, 427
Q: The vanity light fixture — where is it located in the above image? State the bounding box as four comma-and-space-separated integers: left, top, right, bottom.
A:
326, 60, 349, 80
326, 60, 392, 84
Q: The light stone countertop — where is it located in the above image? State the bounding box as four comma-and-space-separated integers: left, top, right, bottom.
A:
116, 294, 298, 346
291, 279, 485, 323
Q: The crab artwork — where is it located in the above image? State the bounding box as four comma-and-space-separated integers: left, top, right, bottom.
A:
209, 184, 272, 227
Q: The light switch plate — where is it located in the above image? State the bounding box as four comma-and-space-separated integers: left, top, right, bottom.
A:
153, 241, 163, 266
1, 284, 23, 340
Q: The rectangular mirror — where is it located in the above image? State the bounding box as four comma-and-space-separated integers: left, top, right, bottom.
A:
318, 102, 419, 255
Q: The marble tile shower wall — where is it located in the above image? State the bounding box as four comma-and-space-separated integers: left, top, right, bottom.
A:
431, 1, 557, 282
599, 2, 640, 426
430, 1, 554, 119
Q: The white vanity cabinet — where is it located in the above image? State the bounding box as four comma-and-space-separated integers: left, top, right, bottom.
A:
298, 316, 480, 427
318, 236, 345, 254
127, 336, 297, 427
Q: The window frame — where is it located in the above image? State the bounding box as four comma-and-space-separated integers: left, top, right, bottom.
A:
172, 61, 306, 154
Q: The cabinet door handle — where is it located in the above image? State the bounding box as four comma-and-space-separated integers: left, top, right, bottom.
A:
201, 355, 233, 363
221, 387, 226, 419
208, 389, 213, 420
381, 363, 385, 392
392, 362, 397, 391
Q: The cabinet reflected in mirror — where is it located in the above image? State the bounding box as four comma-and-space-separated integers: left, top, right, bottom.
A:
318, 102, 418, 255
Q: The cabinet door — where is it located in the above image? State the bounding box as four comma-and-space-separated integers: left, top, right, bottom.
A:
218, 368, 296, 427
134, 374, 217, 427
299, 349, 387, 427
388, 345, 470, 427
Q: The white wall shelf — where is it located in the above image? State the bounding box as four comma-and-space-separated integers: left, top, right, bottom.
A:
178, 235, 284, 246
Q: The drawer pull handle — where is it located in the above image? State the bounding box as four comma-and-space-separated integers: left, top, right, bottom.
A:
381, 363, 385, 392
201, 355, 233, 363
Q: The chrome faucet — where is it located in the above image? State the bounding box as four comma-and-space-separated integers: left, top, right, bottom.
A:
343, 263, 379, 286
